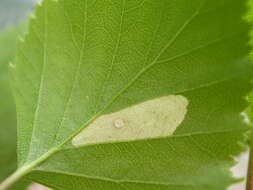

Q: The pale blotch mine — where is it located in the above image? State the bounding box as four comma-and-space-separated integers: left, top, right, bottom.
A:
72, 95, 189, 146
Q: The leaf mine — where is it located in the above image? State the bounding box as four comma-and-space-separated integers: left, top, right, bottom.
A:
72, 95, 188, 146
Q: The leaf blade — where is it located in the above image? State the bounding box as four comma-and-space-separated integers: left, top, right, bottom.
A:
8, 0, 253, 189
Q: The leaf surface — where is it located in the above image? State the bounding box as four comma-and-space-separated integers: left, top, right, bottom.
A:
0, 26, 29, 190
7, 0, 253, 189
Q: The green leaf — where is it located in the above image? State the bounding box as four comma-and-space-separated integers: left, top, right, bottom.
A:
2, 0, 253, 189
0, 26, 29, 190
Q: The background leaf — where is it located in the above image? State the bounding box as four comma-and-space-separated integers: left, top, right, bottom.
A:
4, 0, 253, 189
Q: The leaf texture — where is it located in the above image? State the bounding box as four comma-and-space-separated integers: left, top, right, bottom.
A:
8, 0, 253, 189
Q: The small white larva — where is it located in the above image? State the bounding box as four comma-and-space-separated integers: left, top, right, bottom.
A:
114, 119, 125, 129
